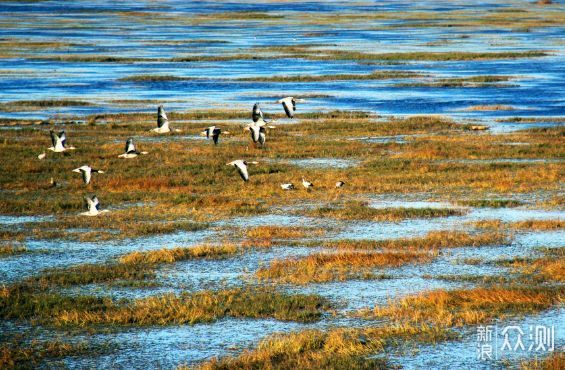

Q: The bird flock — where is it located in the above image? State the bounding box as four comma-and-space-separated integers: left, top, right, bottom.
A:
39, 98, 344, 216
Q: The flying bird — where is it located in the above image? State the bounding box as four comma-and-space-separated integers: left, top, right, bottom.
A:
277, 97, 297, 118
73, 165, 104, 185
118, 138, 148, 158
80, 195, 109, 216
302, 178, 314, 190
335, 181, 345, 188
249, 125, 266, 147
151, 105, 171, 133
48, 130, 76, 153
226, 160, 257, 182
202, 126, 222, 145
281, 183, 295, 190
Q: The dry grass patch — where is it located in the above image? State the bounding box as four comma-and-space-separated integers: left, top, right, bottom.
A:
256, 250, 432, 284
520, 352, 565, 370
55, 289, 329, 326
465, 105, 516, 111
474, 219, 563, 231
319, 231, 508, 250
196, 324, 452, 370
245, 226, 325, 240
306, 201, 465, 221
119, 244, 238, 265
371, 286, 563, 327
0, 244, 27, 257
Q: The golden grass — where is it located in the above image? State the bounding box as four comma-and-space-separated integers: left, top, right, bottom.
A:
520, 352, 565, 370
119, 244, 238, 265
464, 105, 516, 111
371, 286, 563, 327
196, 324, 451, 370
54, 289, 329, 326
0, 244, 27, 256
319, 231, 508, 250
245, 226, 325, 240
498, 253, 565, 283
474, 219, 563, 231
256, 250, 432, 284
0, 340, 103, 368
306, 201, 465, 221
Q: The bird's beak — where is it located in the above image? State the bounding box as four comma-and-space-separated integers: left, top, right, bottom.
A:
72, 169, 80, 173
223, 131, 230, 135
243, 126, 250, 132
248, 161, 259, 165
98, 170, 105, 174
200, 131, 207, 137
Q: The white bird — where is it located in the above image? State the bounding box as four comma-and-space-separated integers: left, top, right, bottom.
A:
302, 178, 314, 190
73, 165, 104, 185
80, 195, 109, 216
118, 138, 148, 158
151, 105, 171, 133
281, 183, 295, 190
335, 181, 345, 188
249, 125, 266, 147
202, 126, 222, 145
226, 160, 257, 182
277, 97, 300, 119
48, 130, 76, 152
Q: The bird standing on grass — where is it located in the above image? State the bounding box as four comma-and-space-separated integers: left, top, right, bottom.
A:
281, 183, 295, 190
335, 181, 345, 188
118, 138, 148, 158
73, 165, 104, 185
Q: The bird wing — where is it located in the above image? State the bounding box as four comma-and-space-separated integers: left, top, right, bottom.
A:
282, 100, 293, 118
252, 103, 263, 123
157, 106, 168, 128
49, 130, 58, 147
212, 128, 221, 145
125, 138, 136, 153
59, 131, 67, 147
92, 196, 100, 211
82, 169, 91, 184
250, 125, 260, 142
236, 162, 249, 181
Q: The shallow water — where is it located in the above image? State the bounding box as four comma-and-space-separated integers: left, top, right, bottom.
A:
1, 0, 564, 368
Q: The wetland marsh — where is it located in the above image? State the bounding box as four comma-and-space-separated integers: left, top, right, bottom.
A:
0, 0, 563, 369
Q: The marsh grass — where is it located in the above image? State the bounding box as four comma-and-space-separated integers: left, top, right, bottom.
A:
396, 75, 513, 88
196, 324, 453, 370
237, 70, 424, 82
316, 231, 509, 250
370, 286, 563, 327
118, 75, 192, 82
306, 201, 465, 221
0, 339, 110, 368
496, 253, 564, 283
245, 226, 325, 240
0, 244, 27, 257
55, 289, 329, 326
119, 244, 238, 265
256, 250, 433, 284
519, 352, 565, 370
474, 219, 563, 231
465, 105, 516, 111
457, 199, 524, 208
